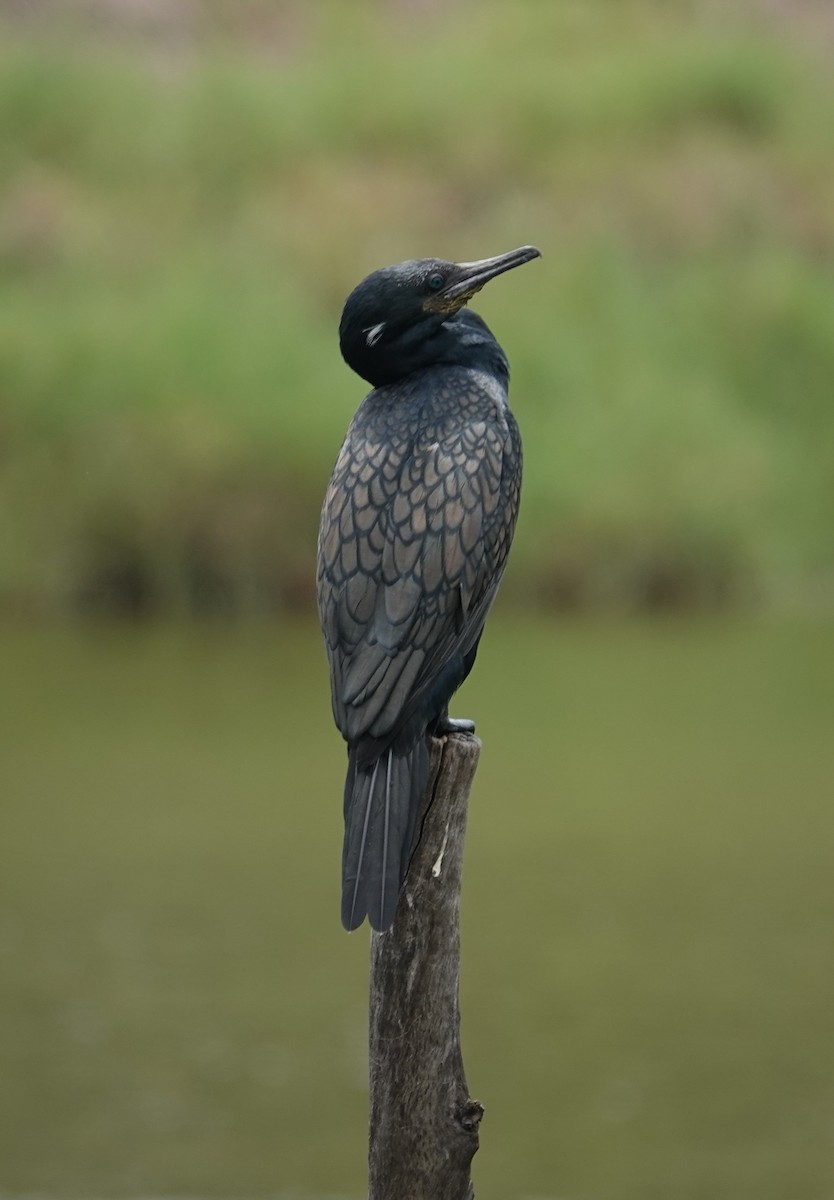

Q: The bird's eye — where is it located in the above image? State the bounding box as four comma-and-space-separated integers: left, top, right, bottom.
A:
428, 272, 445, 291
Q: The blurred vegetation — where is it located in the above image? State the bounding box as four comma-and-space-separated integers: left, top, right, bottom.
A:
3, 12, 834, 1200
1, 0, 833, 616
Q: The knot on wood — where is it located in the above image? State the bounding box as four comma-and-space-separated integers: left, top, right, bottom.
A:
456, 1098, 484, 1134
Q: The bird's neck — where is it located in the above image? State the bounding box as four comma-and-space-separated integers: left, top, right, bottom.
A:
345, 308, 510, 391
399, 310, 510, 391
436, 311, 510, 389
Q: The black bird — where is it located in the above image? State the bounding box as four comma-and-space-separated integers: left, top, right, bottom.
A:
317, 245, 541, 932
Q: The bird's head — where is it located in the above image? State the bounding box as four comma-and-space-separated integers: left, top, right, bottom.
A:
339, 245, 541, 387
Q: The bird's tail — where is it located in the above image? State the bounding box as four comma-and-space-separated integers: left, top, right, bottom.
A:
341, 739, 430, 932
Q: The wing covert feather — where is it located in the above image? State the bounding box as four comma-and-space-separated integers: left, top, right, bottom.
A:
316, 373, 521, 743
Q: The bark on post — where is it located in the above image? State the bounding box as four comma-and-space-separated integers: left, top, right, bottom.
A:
368, 732, 484, 1200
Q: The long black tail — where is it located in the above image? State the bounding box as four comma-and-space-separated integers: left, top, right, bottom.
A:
341, 739, 430, 932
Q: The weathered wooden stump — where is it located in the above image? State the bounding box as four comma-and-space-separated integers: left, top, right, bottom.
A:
368, 732, 483, 1200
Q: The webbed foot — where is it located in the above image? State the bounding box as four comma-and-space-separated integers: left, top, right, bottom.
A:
435, 715, 476, 735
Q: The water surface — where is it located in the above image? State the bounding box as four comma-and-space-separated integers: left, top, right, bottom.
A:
1, 618, 833, 1199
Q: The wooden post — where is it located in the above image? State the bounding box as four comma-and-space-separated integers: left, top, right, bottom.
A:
368, 732, 484, 1200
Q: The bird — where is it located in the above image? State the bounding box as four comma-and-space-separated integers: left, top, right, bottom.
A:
317, 245, 541, 932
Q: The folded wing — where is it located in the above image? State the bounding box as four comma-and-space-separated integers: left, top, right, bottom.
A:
317, 395, 519, 747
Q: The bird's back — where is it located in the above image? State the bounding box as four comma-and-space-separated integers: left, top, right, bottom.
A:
317, 363, 521, 752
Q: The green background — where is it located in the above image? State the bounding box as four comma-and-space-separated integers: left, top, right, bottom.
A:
2, 0, 833, 615
1, 2, 834, 1198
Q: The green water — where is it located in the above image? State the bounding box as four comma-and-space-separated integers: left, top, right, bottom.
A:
1, 618, 833, 1200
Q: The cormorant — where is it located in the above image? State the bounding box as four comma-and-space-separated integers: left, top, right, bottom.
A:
317, 245, 541, 932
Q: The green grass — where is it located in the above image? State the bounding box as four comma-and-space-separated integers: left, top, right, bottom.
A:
1, 616, 834, 1198
1, 1, 834, 613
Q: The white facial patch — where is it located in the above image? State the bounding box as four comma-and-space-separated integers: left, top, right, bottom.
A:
364, 322, 386, 347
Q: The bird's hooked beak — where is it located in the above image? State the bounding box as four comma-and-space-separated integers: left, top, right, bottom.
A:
427, 245, 542, 313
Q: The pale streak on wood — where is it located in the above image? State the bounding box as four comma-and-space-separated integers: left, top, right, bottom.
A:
368, 733, 484, 1200
431, 823, 450, 878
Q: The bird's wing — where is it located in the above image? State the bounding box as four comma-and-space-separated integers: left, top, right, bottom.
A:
317, 403, 519, 744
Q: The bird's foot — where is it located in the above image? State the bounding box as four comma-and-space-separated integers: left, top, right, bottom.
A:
435, 715, 476, 736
